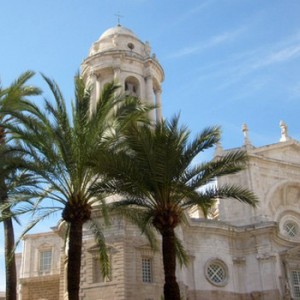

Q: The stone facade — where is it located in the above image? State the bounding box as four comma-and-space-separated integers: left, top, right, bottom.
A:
14, 25, 300, 300
18, 232, 62, 300
19, 275, 60, 300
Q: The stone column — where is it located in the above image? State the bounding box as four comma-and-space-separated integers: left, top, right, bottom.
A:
114, 67, 121, 82
232, 256, 246, 294
256, 253, 277, 294
90, 73, 101, 110
155, 89, 162, 122
95, 76, 101, 102
90, 73, 97, 97
145, 75, 155, 121
90, 73, 97, 113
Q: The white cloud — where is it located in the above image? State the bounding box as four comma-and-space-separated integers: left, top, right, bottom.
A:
168, 27, 246, 59
193, 31, 300, 90
179, 0, 214, 21
150, 0, 215, 40
254, 44, 300, 68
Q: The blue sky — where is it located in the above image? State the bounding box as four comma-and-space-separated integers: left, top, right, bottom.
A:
1, 0, 300, 291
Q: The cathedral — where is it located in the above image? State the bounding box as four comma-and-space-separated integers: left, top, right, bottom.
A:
14, 25, 300, 300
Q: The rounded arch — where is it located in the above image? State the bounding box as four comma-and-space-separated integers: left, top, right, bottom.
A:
265, 179, 300, 221
152, 77, 161, 93
124, 75, 140, 97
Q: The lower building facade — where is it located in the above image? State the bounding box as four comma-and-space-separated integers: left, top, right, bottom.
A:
16, 138, 300, 300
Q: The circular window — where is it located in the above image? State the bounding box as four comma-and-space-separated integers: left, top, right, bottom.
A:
284, 221, 298, 238
127, 42, 134, 50
205, 259, 228, 286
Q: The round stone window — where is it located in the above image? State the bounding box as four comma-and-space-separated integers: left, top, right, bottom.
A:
205, 259, 228, 286
284, 221, 298, 238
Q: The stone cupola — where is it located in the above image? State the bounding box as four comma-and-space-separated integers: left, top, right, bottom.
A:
81, 25, 164, 121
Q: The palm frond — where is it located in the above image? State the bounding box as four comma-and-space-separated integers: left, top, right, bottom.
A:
175, 235, 189, 267
0, 71, 41, 111
184, 150, 249, 189
12, 206, 61, 255
89, 219, 110, 279
111, 204, 158, 251
183, 184, 258, 215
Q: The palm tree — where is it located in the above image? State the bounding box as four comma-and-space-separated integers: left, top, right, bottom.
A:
0, 74, 151, 300
0, 71, 40, 300
90, 116, 258, 300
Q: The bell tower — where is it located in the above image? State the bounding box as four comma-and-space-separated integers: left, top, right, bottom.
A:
81, 25, 164, 122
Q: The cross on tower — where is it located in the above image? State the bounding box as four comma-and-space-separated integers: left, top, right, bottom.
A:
114, 13, 124, 26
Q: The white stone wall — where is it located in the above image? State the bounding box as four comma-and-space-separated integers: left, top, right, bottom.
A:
18, 140, 300, 299
218, 141, 300, 226
20, 231, 62, 279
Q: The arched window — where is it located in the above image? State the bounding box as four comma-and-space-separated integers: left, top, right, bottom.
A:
124, 76, 140, 97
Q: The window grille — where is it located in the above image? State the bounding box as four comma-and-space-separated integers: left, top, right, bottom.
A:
284, 222, 298, 237
39, 250, 52, 273
142, 258, 152, 283
205, 259, 228, 286
292, 270, 300, 299
207, 263, 225, 284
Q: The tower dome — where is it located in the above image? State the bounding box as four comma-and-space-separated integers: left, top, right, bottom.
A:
99, 25, 137, 40
81, 25, 164, 122
87, 25, 143, 56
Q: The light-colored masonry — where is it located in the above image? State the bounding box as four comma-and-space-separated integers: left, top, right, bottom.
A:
13, 26, 300, 300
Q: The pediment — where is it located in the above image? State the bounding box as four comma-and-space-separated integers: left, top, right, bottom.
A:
39, 242, 52, 249
87, 244, 100, 252
135, 243, 151, 250
250, 140, 300, 165
87, 244, 114, 253
135, 243, 155, 256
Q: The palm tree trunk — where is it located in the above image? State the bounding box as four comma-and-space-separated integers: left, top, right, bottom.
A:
4, 213, 17, 300
1, 175, 17, 300
67, 221, 83, 300
161, 227, 181, 300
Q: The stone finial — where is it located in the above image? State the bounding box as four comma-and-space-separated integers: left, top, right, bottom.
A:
279, 120, 290, 142
242, 123, 252, 147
